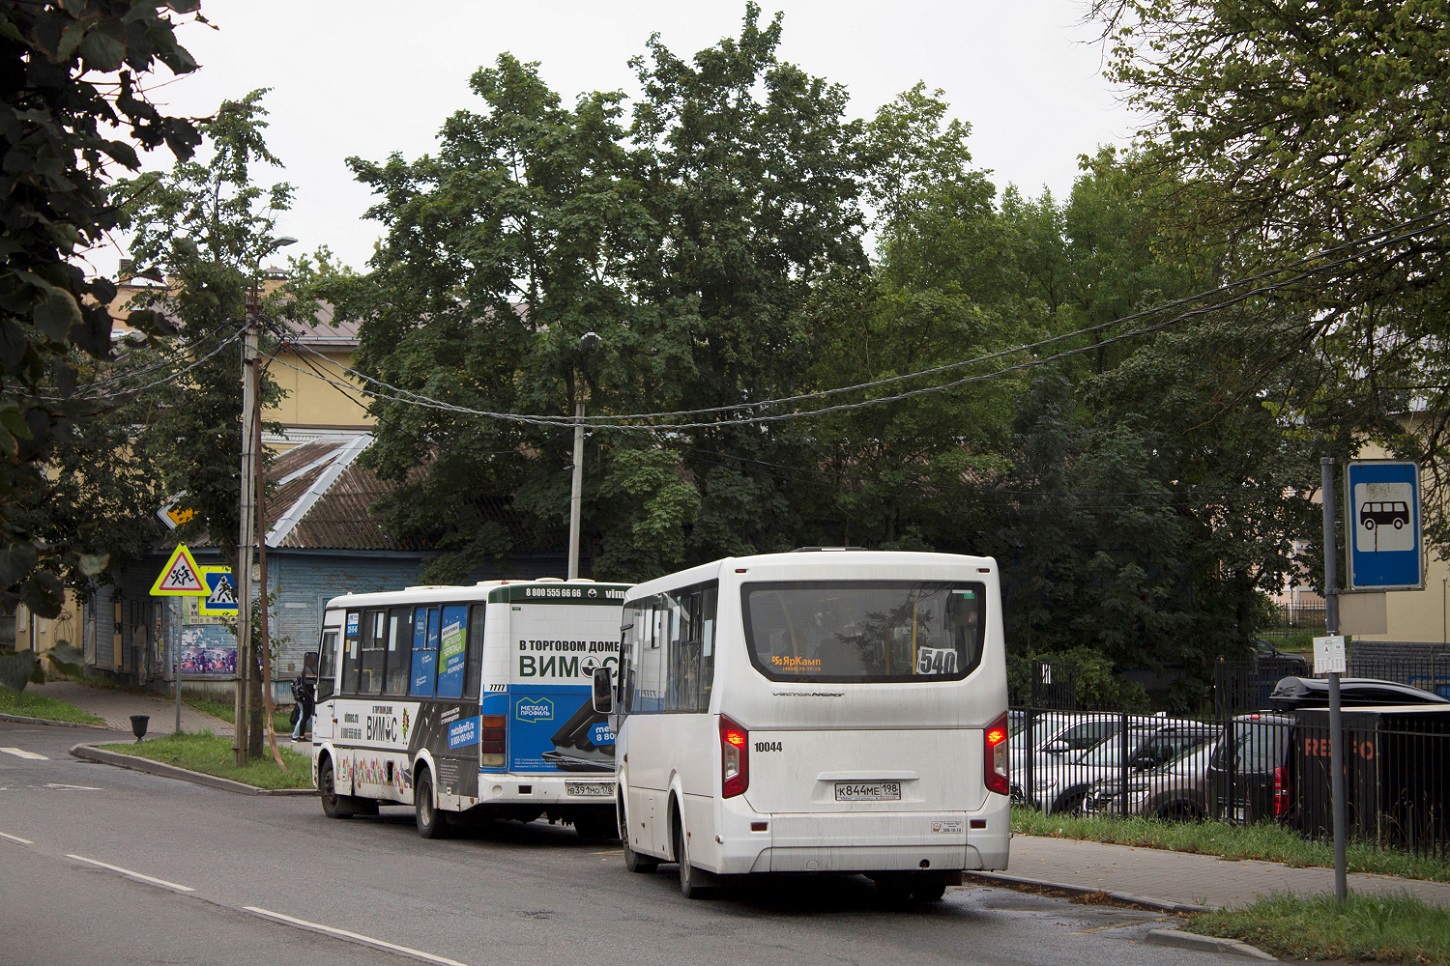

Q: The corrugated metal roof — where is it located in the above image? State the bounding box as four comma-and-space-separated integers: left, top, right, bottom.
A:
259, 435, 430, 552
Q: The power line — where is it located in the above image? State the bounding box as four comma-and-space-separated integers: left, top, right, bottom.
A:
268, 209, 1450, 432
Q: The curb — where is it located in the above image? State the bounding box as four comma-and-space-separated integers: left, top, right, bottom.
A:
69, 744, 316, 797
963, 870, 1210, 914
0, 711, 113, 730
1145, 928, 1278, 960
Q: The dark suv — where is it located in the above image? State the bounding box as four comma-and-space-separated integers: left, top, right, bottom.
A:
1206, 712, 1295, 824
1211, 677, 1448, 825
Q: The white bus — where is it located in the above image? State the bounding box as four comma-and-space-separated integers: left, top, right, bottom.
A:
311, 578, 630, 839
592, 549, 1010, 899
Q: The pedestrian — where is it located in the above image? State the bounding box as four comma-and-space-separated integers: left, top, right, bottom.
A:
290, 668, 315, 742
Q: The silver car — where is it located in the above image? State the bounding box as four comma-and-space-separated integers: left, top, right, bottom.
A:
1082, 738, 1220, 821
1016, 720, 1219, 815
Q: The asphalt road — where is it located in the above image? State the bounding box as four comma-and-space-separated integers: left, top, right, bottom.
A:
1, 722, 1237, 966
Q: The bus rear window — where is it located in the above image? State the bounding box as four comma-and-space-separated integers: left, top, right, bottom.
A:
742, 580, 984, 683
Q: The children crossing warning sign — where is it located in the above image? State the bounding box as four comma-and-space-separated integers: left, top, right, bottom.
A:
151, 544, 208, 596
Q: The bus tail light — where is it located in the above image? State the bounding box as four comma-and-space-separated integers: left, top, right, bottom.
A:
984, 712, 1010, 796
720, 714, 749, 798
480, 714, 506, 768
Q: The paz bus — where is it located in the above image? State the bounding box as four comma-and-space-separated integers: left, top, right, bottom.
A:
592, 549, 1010, 899
310, 578, 630, 839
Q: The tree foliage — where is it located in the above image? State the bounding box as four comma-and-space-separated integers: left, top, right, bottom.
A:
1094, 0, 1450, 550
115, 89, 295, 568
0, 1, 201, 617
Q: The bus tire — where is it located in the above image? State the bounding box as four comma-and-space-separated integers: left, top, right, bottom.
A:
415, 767, 450, 840
619, 796, 658, 873
672, 806, 714, 899
318, 756, 355, 819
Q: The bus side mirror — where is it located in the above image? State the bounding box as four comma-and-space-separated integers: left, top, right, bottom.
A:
592, 665, 614, 714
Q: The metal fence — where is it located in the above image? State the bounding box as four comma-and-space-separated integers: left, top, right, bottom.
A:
1010, 703, 1450, 859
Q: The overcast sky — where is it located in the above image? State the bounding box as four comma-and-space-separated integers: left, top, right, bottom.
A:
88, 1, 1140, 278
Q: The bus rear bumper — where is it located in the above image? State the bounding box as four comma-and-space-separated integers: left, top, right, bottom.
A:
710, 796, 1011, 875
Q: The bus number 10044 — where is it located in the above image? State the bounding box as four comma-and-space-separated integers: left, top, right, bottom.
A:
754, 741, 782, 752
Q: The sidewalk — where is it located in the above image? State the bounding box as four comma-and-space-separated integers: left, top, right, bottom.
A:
10, 679, 1450, 914
978, 834, 1450, 911
20, 678, 240, 736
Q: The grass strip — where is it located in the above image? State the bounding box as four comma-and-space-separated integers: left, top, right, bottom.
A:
96, 731, 315, 790
184, 696, 292, 734
1012, 808, 1450, 883
1187, 892, 1450, 964
0, 686, 106, 725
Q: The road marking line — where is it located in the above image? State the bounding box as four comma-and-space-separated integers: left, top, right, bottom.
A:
66, 854, 195, 892
45, 783, 102, 791
0, 832, 33, 845
0, 747, 48, 761
245, 907, 472, 966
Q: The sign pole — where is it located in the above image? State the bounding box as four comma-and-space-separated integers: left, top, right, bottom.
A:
1321, 456, 1348, 903
173, 600, 181, 734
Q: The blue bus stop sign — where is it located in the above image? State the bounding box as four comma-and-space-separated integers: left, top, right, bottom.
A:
1346, 460, 1423, 590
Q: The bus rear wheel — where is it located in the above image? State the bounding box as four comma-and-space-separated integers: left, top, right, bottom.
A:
672, 810, 715, 899
415, 767, 450, 840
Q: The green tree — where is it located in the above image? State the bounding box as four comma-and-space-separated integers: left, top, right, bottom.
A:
620, 3, 869, 567
0, 1, 201, 619
1094, 0, 1450, 548
797, 84, 1025, 550
115, 89, 296, 759
344, 8, 874, 581
340, 52, 653, 581
985, 154, 1328, 706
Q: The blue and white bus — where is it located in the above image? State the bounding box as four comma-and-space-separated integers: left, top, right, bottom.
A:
311, 578, 630, 839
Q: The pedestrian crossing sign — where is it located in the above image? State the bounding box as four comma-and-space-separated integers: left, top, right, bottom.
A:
198, 567, 238, 616
150, 544, 208, 596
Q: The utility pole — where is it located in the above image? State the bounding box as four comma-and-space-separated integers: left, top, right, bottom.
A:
567, 332, 600, 580
233, 236, 294, 767
234, 318, 258, 767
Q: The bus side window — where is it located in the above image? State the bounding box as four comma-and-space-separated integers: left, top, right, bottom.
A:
410, 606, 438, 697
380, 608, 410, 696
317, 630, 338, 702
630, 597, 667, 714
340, 612, 362, 695
464, 604, 485, 700
435, 604, 468, 699
359, 609, 386, 696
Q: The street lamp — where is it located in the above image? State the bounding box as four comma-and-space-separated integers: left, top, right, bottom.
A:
567, 332, 601, 580
234, 235, 296, 766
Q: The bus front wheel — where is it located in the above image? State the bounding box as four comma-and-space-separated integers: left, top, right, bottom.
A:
415, 767, 450, 840
319, 756, 354, 819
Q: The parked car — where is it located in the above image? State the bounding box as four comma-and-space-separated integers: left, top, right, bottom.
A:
1083, 738, 1221, 821
1252, 638, 1309, 676
1268, 676, 1449, 710
1009, 713, 1165, 806
1210, 678, 1449, 826
1016, 719, 1219, 815
1206, 711, 1296, 824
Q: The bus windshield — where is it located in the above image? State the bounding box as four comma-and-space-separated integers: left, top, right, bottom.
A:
742, 579, 984, 683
